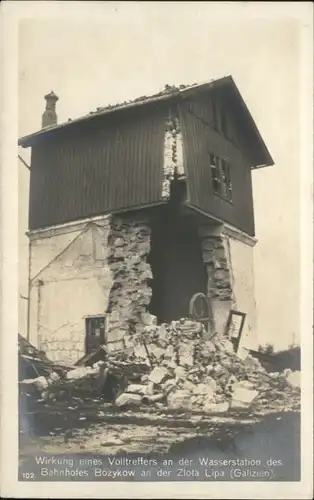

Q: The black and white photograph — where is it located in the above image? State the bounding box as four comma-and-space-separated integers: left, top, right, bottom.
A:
0, 1, 313, 498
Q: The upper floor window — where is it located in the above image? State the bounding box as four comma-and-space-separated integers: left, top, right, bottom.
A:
221, 159, 233, 201
209, 154, 233, 202
210, 154, 221, 195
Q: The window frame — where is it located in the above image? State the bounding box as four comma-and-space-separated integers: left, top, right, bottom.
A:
209, 153, 233, 204
84, 314, 106, 354
220, 159, 233, 202
210, 153, 222, 196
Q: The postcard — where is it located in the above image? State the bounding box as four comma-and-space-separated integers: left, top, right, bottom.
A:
1, 1, 313, 498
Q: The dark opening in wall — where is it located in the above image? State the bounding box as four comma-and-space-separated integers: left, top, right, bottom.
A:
85, 315, 106, 355
148, 208, 207, 324
169, 177, 187, 206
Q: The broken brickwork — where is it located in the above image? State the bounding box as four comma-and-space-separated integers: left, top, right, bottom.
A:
19, 320, 300, 420
106, 214, 152, 350
196, 223, 239, 339
198, 225, 233, 301
162, 107, 184, 199
106, 217, 237, 351
115, 319, 301, 414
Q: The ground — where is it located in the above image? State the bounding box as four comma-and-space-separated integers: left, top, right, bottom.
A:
19, 407, 300, 482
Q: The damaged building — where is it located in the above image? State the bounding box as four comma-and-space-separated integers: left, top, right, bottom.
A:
18, 77, 274, 365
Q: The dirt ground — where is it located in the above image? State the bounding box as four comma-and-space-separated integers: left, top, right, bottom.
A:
19, 407, 300, 482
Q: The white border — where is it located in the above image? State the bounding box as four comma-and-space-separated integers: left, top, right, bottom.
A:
1, 2, 313, 499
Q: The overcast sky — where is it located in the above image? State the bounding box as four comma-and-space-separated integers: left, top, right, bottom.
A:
18, 5, 302, 350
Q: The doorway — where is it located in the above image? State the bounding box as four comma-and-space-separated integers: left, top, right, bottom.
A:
148, 210, 207, 323
85, 315, 106, 354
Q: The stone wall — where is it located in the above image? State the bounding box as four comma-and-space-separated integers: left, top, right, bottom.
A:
106, 214, 152, 350
198, 225, 233, 301
198, 224, 233, 337
198, 222, 258, 351
27, 210, 257, 364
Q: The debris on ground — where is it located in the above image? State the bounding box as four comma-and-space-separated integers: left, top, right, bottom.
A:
18, 333, 71, 380
18, 319, 300, 428
283, 369, 300, 389
116, 318, 300, 414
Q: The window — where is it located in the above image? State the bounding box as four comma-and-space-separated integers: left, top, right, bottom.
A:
85, 315, 106, 354
210, 154, 221, 195
210, 154, 233, 202
221, 159, 233, 201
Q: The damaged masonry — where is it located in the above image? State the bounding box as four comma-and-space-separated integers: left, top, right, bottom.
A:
19, 211, 300, 435
19, 317, 300, 446
18, 78, 300, 456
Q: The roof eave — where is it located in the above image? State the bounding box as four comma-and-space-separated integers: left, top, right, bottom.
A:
18, 75, 275, 168
18, 88, 185, 148
17, 77, 233, 148
228, 76, 274, 168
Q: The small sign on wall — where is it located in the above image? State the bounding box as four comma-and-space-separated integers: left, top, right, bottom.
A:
225, 310, 246, 353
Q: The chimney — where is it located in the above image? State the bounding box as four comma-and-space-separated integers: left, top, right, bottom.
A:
42, 91, 59, 129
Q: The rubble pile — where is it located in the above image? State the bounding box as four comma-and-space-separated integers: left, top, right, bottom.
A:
21, 357, 139, 408
19, 318, 300, 421
44, 354, 151, 405
116, 318, 301, 414
18, 334, 71, 380
19, 337, 151, 420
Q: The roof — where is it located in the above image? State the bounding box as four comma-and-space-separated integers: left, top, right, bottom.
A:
18, 75, 274, 168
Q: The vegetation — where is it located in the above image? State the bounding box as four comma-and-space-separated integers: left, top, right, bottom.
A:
258, 343, 275, 355
256, 342, 300, 372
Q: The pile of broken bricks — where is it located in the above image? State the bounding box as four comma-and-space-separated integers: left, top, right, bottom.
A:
19, 318, 301, 421
115, 317, 301, 414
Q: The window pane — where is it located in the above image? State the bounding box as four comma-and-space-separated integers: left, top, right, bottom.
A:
210, 154, 221, 195
226, 163, 232, 201
220, 160, 232, 201
86, 316, 105, 337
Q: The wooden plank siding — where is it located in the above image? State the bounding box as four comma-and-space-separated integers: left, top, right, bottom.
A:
29, 89, 256, 236
29, 104, 167, 230
179, 92, 255, 236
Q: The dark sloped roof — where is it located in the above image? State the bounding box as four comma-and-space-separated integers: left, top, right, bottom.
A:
18, 75, 274, 168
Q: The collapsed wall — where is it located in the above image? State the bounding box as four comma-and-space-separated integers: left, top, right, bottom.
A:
27, 205, 257, 364
20, 320, 300, 419
106, 214, 256, 352
115, 318, 300, 414
105, 215, 233, 349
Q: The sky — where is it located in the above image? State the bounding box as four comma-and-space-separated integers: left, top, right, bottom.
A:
18, 6, 303, 350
